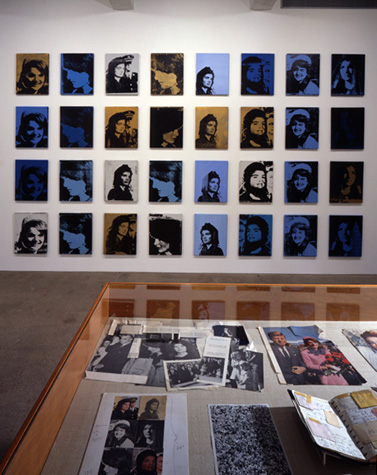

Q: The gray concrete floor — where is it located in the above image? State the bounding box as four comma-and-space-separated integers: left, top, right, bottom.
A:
1, 271, 377, 464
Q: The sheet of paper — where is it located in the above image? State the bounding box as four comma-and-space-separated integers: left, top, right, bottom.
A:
307, 418, 336, 442
197, 337, 231, 386
352, 421, 377, 444
351, 390, 377, 409
324, 410, 341, 428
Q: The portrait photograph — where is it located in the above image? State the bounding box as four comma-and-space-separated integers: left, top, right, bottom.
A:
285, 162, 318, 203
14, 212, 48, 255
331, 107, 364, 150
241, 53, 274, 95
104, 214, 137, 255
239, 214, 272, 257
284, 215, 318, 257
105, 160, 138, 202
60, 106, 93, 148
15, 159, 48, 201
61, 53, 94, 95
151, 53, 183, 95
16, 53, 49, 95
196, 53, 229, 96
59, 160, 92, 202
106, 53, 139, 94
239, 161, 273, 203
138, 395, 167, 420
164, 359, 204, 390
240, 107, 273, 149
286, 53, 320, 96
195, 107, 228, 150
329, 215, 363, 257
331, 54, 365, 96
343, 329, 377, 372
285, 107, 319, 150
226, 349, 264, 391
329, 161, 363, 203
59, 213, 92, 255
194, 161, 228, 203
105, 107, 138, 148
149, 161, 182, 203
194, 214, 227, 257
16, 106, 48, 148
191, 301, 225, 320
150, 107, 183, 149
149, 214, 182, 256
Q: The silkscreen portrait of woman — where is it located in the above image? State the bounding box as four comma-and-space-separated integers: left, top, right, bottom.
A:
331, 54, 365, 96
329, 161, 363, 204
15, 160, 48, 201
286, 54, 320, 96
14, 213, 48, 255
16, 107, 48, 148
16, 54, 49, 95
151, 53, 183, 95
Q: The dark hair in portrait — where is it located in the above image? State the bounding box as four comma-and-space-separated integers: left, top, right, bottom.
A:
106, 54, 138, 94
239, 162, 272, 203
151, 53, 183, 95
241, 108, 272, 149
196, 113, 218, 149
329, 215, 362, 257
284, 216, 317, 257
15, 161, 48, 201
105, 214, 137, 255
108, 164, 134, 201
16, 57, 49, 95
330, 162, 363, 204
196, 66, 215, 95
239, 215, 271, 257
331, 54, 365, 96
285, 162, 318, 203
135, 420, 164, 450
60, 106, 93, 148
15, 216, 47, 255
16, 109, 48, 148
331, 108, 364, 150
199, 222, 224, 256
285, 108, 318, 150
198, 170, 221, 202
98, 448, 132, 475
241, 54, 274, 95
286, 54, 320, 96
60, 161, 92, 202
149, 215, 182, 256
150, 107, 183, 148
149, 161, 182, 202
59, 213, 92, 255
61, 53, 94, 95
132, 449, 157, 475
105, 110, 137, 148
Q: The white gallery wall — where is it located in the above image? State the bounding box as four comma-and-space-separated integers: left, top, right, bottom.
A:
0, 0, 376, 274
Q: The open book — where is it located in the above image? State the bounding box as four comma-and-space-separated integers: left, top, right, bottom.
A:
289, 389, 377, 464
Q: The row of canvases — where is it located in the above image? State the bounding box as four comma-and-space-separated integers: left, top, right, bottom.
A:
13, 52, 365, 258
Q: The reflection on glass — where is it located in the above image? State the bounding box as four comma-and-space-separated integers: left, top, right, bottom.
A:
327, 287, 361, 295
109, 299, 134, 319
146, 284, 181, 291
282, 286, 316, 293
236, 302, 270, 320
326, 304, 360, 321
191, 285, 226, 291
146, 300, 179, 319
191, 301, 225, 320
236, 285, 271, 292
281, 302, 315, 321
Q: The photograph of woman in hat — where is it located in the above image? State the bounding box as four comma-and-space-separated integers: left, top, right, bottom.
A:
284, 215, 317, 257
285, 162, 318, 203
105, 108, 138, 148
286, 54, 319, 96
285, 108, 319, 149
149, 214, 182, 256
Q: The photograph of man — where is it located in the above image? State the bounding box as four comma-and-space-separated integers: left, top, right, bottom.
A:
61, 53, 94, 95
239, 161, 273, 202
104, 214, 137, 255
286, 54, 319, 96
239, 215, 272, 257
240, 107, 273, 149
150, 107, 183, 148
16, 107, 48, 148
105, 107, 138, 148
149, 214, 182, 256
96, 334, 134, 374
16, 53, 49, 95
331, 107, 364, 150
194, 214, 227, 257
106, 53, 139, 94
195, 161, 228, 203
285, 108, 319, 150
284, 215, 317, 257
60, 106, 93, 148
329, 161, 363, 204
151, 53, 183, 95
329, 215, 363, 257
59, 160, 92, 202
195, 107, 228, 150
196, 53, 229, 95
59, 213, 92, 255
241, 54, 274, 95
149, 161, 182, 203
331, 54, 365, 96
105, 161, 137, 202
15, 160, 48, 201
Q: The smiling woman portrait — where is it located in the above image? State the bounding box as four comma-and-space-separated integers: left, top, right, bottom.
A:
16, 54, 49, 95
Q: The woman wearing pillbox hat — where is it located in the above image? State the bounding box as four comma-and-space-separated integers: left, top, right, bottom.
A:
285, 162, 318, 203
285, 108, 318, 149
286, 54, 319, 96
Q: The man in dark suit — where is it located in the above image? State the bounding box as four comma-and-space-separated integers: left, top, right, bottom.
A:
99, 334, 133, 374
268, 331, 307, 384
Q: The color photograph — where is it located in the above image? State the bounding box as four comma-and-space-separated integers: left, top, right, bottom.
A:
331, 54, 365, 96
194, 214, 227, 256
239, 215, 272, 257
106, 53, 139, 94
241, 53, 274, 95
286, 53, 320, 96
104, 214, 137, 255
195, 161, 228, 203
105, 160, 138, 202
15, 160, 48, 201
16, 53, 49, 95
284, 215, 317, 257
240, 107, 273, 149
195, 107, 228, 150
16, 106, 48, 148
196, 53, 229, 95
61, 53, 94, 95
151, 53, 183, 95
14, 213, 48, 255
105, 107, 138, 148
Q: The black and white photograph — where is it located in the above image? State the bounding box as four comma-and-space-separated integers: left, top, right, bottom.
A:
164, 359, 209, 390
331, 107, 364, 150
285, 108, 319, 150
110, 396, 140, 422
16, 53, 49, 95
106, 53, 139, 94
15, 160, 48, 201
149, 214, 182, 256
195, 161, 228, 203
149, 161, 182, 203
195, 107, 228, 149
331, 54, 365, 96
241, 53, 274, 95
285, 162, 318, 203
194, 215, 227, 257
212, 325, 250, 346
284, 215, 317, 257
226, 349, 264, 391
329, 161, 363, 203
191, 301, 225, 320
14, 213, 48, 255
209, 404, 291, 475
138, 395, 167, 420
59, 213, 92, 255
105, 160, 138, 202
151, 53, 183, 95
150, 107, 183, 148
343, 329, 377, 372
105, 107, 138, 148
59, 160, 92, 202
16, 106, 48, 148
240, 107, 273, 148
61, 53, 94, 95
329, 215, 363, 257
239, 161, 273, 202
105, 420, 137, 449
239, 214, 272, 257
60, 106, 93, 148
135, 420, 164, 451
286, 53, 320, 96
196, 53, 229, 95
104, 214, 137, 255
88, 333, 135, 374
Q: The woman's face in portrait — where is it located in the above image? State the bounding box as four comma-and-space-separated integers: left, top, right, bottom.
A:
24, 173, 43, 198
61, 230, 86, 250
305, 339, 319, 349
154, 237, 170, 254
65, 69, 90, 89
208, 178, 219, 193
117, 222, 129, 237
344, 166, 356, 186
340, 60, 353, 81
156, 455, 163, 472
25, 120, 44, 145
205, 121, 217, 136
143, 424, 154, 439
62, 124, 85, 145
246, 64, 262, 83
266, 117, 274, 136
120, 171, 131, 187
62, 177, 86, 198
149, 401, 159, 411
115, 119, 126, 135
201, 230, 212, 245
366, 336, 377, 350
154, 70, 177, 90
337, 223, 351, 243
250, 171, 265, 189
114, 426, 126, 440
151, 178, 175, 198
141, 455, 156, 472
291, 226, 306, 245
202, 73, 213, 88
174, 343, 187, 356
114, 63, 125, 78
121, 401, 130, 412
291, 119, 306, 137
293, 173, 308, 191
162, 128, 179, 145
25, 67, 45, 91
246, 224, 262, 243
250, 117, 265, 136
25, 227, 45, 252
292, 64, 307, 83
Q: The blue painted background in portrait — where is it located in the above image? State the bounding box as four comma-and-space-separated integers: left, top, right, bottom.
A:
239, 214, 272, 256
15, 106, 48, 148
61, 53, 94, 95
195, 161, 228, 203
15, 159, 48, 201
284, 215, 317, 257
241, 54, 274, 95
194, 214, 227, 256
284, 162, 318, 203
60, 106, 94, 148
196, 53, 229, 95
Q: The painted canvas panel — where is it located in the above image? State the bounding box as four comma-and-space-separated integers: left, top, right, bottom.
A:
105, 53, 139, 94
149, 161, 182, 203
105, 160, 138, 202
16, 53, 49, 95
16, 106, 48, 148
60, 106, 93, 148
149, 214, 182, 256
239, 214, 272, 257
285, 162, 318, 203
194, 214, 227, 256
61, 53, 94, 95
151, 53, 183, 95
286, 54, 320, 96
59, 160, 93, 202
195, 107, 228, 150
239, 161, 273, 203
104, 213, 137, 255
150, 107, 183, 149
331, 108, 364, 150
240, 107, 273, 149
59, 213, 92, 255
285, 107, 319, 149
330, 161, 363, 203
105, 107, 138, 148
15, 159, 48, 201
331, 54, 365, 96
329, 215, 363, 257
241, 53, 274, 95
284, 215, 317, 257
14, 212, 48, 255
194, 161, 228, 203
196, 53, 229, 95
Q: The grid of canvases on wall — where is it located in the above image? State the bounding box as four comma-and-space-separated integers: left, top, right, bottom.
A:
14, 52, 365, 257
